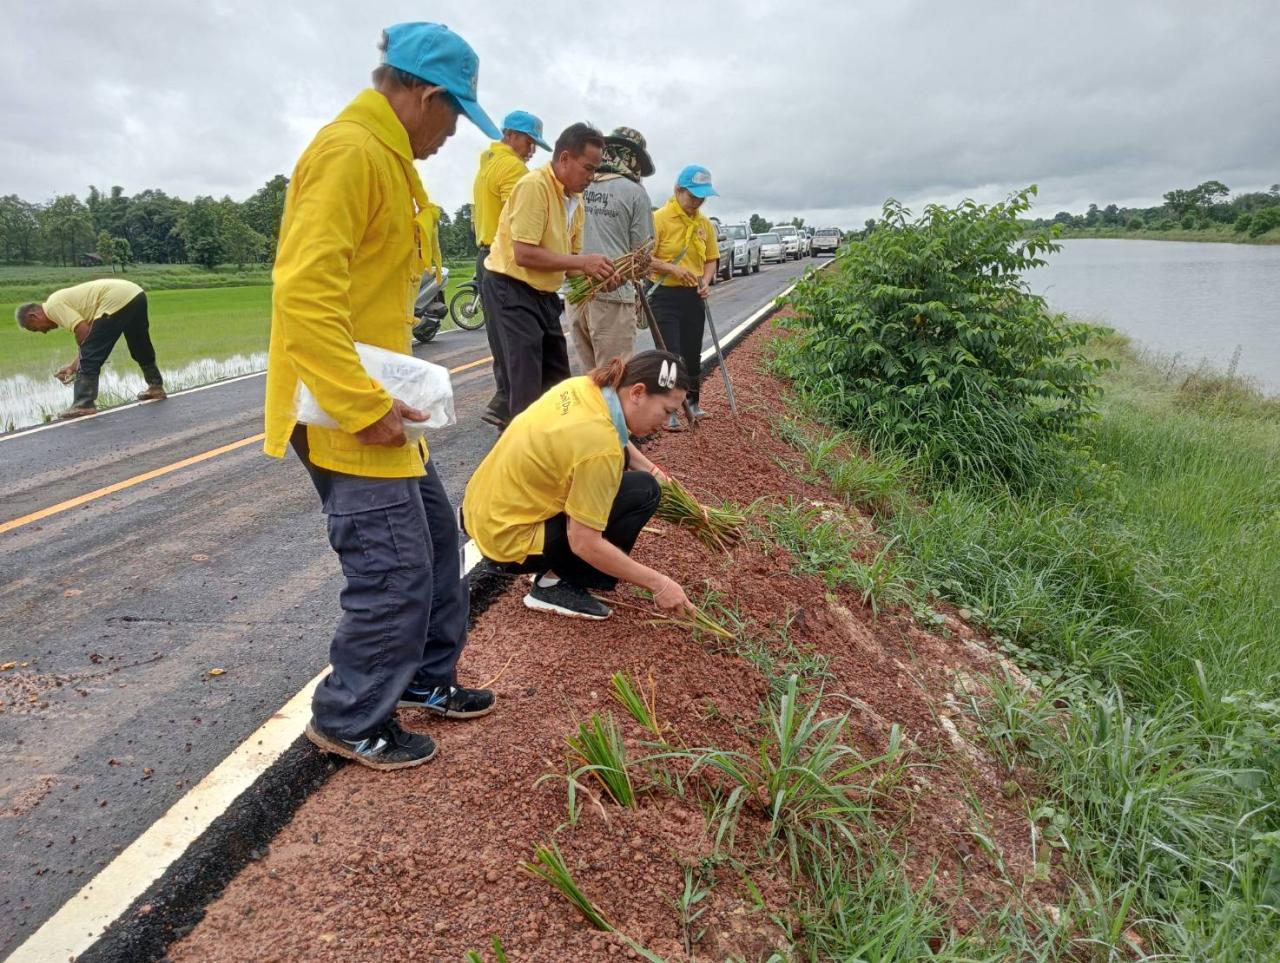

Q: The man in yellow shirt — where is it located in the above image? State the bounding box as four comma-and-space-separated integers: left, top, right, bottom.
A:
482, 122, 617, 423
472, 109, 551, 428
266, 22, 500, 771
16, 278, 166, 419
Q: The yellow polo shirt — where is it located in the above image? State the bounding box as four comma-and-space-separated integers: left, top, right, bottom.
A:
463, 376, 622, 563
484, 163, 584, 293
473, 141, 528, 247
43, 279, 143, 332
264, 88, 442, 478
652, 197, 720, 287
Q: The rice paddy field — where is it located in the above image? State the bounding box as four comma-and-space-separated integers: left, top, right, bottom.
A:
0, 262, 475, 428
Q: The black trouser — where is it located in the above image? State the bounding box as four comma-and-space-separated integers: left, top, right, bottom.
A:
650, 286, 705, 403
291, 427, 469, 740
481, 270, 570, 419
490, 471, 660, 590
78, 292, 163, 386
476, 246, 508, 418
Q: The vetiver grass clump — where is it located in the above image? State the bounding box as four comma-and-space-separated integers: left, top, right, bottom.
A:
776, 190, 1280, 960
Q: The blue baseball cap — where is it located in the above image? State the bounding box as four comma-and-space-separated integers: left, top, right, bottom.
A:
676, 165, 718, 199
381, 22, 501, 140
501, 110, 551, 151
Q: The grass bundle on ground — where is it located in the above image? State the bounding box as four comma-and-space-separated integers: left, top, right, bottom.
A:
614, 594, 736, 642
566, 712, 637, 807
522, 842, 613, 930
565, 242, 653, 305
656, 479, 745, 552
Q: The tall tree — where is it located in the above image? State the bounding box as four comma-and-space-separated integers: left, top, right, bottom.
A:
0, 194, 41, 262
179, 196, 224, 268
242, 175, 288, 256
749, 213, 772, 234
39, 194, 94, 266
220, 212, 266, 269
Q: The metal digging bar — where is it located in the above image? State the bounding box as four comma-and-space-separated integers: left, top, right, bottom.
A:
701, 298, 738, 418
636, 284, 698, 430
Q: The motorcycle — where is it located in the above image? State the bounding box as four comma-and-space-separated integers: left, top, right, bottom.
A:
411, 266, 450, 344
447, 276, 487, 331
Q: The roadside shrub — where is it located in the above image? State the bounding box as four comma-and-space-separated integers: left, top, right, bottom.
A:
1126, 215, 1144, 230
1247, 207, 1280, 238
777, 187, 1106, 489
1235, 212, 1254, 233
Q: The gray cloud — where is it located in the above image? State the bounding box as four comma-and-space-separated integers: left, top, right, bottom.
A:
3, 0, 1277, 229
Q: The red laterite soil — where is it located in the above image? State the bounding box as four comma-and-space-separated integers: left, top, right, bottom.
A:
169, 320, 1059, 963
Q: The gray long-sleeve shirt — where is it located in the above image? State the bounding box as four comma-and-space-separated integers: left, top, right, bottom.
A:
580, 173, 654, 303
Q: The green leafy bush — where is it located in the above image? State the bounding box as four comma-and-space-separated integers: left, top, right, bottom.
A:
778, 187, 1106, 488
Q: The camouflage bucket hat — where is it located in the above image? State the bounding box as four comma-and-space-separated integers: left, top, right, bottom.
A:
603, 126, 655, 178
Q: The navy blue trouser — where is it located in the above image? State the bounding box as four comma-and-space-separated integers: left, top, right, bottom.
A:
292, 429, 469, 740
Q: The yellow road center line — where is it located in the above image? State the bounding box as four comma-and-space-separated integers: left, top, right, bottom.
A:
0, 355, 492, 535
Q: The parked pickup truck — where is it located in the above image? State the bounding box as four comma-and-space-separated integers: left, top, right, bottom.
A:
811, 227, 843, 256
724, 223, 761, 275
709, 216, 732, 283
772, 224, 802, 260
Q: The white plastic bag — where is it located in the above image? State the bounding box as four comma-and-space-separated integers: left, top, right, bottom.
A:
294, 342, 455, 440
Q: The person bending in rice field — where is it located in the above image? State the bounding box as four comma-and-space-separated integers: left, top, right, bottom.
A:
463, 350, 698, 621
15, 278, 166, 420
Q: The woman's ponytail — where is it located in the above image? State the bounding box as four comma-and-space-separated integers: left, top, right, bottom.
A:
589, 350, 689, 395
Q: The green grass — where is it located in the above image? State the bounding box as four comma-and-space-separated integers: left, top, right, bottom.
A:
0, 262, 274, 302
1, 261, 478, 384
772, 334, 1280, 960
1055, 225, 1280, 245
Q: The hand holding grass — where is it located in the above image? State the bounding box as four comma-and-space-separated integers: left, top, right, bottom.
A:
652, 576, 694, 615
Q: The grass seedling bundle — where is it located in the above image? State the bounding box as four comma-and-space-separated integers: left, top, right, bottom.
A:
565, 241, 653, 306
656, 479, 745, 552
609, 671, 663, 738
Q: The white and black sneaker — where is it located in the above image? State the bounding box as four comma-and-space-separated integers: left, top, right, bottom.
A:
305, 717, 437, 771
524, 579, 612, 620
397, 683, 496, 719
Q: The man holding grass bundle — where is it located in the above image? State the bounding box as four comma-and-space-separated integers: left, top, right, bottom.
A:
481, 122, 618, 424
265, 22, 499, 771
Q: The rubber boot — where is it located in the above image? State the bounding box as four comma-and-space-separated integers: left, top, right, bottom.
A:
136, 364, 167, 401
58, 373, 99, 419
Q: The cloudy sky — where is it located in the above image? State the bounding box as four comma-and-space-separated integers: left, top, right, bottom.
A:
3, 0, 1277, 228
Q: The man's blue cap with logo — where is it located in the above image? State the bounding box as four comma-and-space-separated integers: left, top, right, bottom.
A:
501, 110, 552, 152
381, 22, 501, 140
676, 165, 719, 198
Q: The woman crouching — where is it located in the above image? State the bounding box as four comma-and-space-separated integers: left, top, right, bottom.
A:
463, 350, 696, 620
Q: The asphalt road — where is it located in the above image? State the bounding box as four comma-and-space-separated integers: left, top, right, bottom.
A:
0, 258, 813, 954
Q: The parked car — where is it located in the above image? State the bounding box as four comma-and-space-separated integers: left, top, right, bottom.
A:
811, 227, 843, 256
709, 216, 732, 283
758, 232, 785, 264
797, 228, 812, 258
724, 223, 761, 275
772, 224, 802, 260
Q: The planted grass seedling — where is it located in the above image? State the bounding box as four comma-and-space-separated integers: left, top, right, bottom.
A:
565, 711, 637, 808
523, 841, 613, 930
609, 671, 664, 739
612, 594, 735, 642
656, 479, 746, 553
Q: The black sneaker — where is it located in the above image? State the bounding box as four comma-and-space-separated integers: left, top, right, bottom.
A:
474, 558, 523, 580
398, 683, 496, 718
524, 581, 613, 620
304, 717, 437, 771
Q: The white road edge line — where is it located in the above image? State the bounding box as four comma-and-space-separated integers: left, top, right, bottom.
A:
7, 261, 827, 963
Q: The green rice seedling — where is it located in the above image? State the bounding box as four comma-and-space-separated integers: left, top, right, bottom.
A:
613, 594, 736, 642
609, 671, 663, 738
566, 712, 637, 808
656, 478, 745, 552
522, 841, 613, 930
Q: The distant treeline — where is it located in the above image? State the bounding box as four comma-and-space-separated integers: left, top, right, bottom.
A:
1030, 179, 1280, 238
0, 179, 482, 270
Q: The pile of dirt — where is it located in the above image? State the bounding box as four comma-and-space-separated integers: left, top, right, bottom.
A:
169, 323, 1057, 962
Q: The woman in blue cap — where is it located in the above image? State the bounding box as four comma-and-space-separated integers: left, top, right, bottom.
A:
649, 165, 720, 429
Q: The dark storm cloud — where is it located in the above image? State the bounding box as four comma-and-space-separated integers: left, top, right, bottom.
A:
3, 0, 1277, 228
